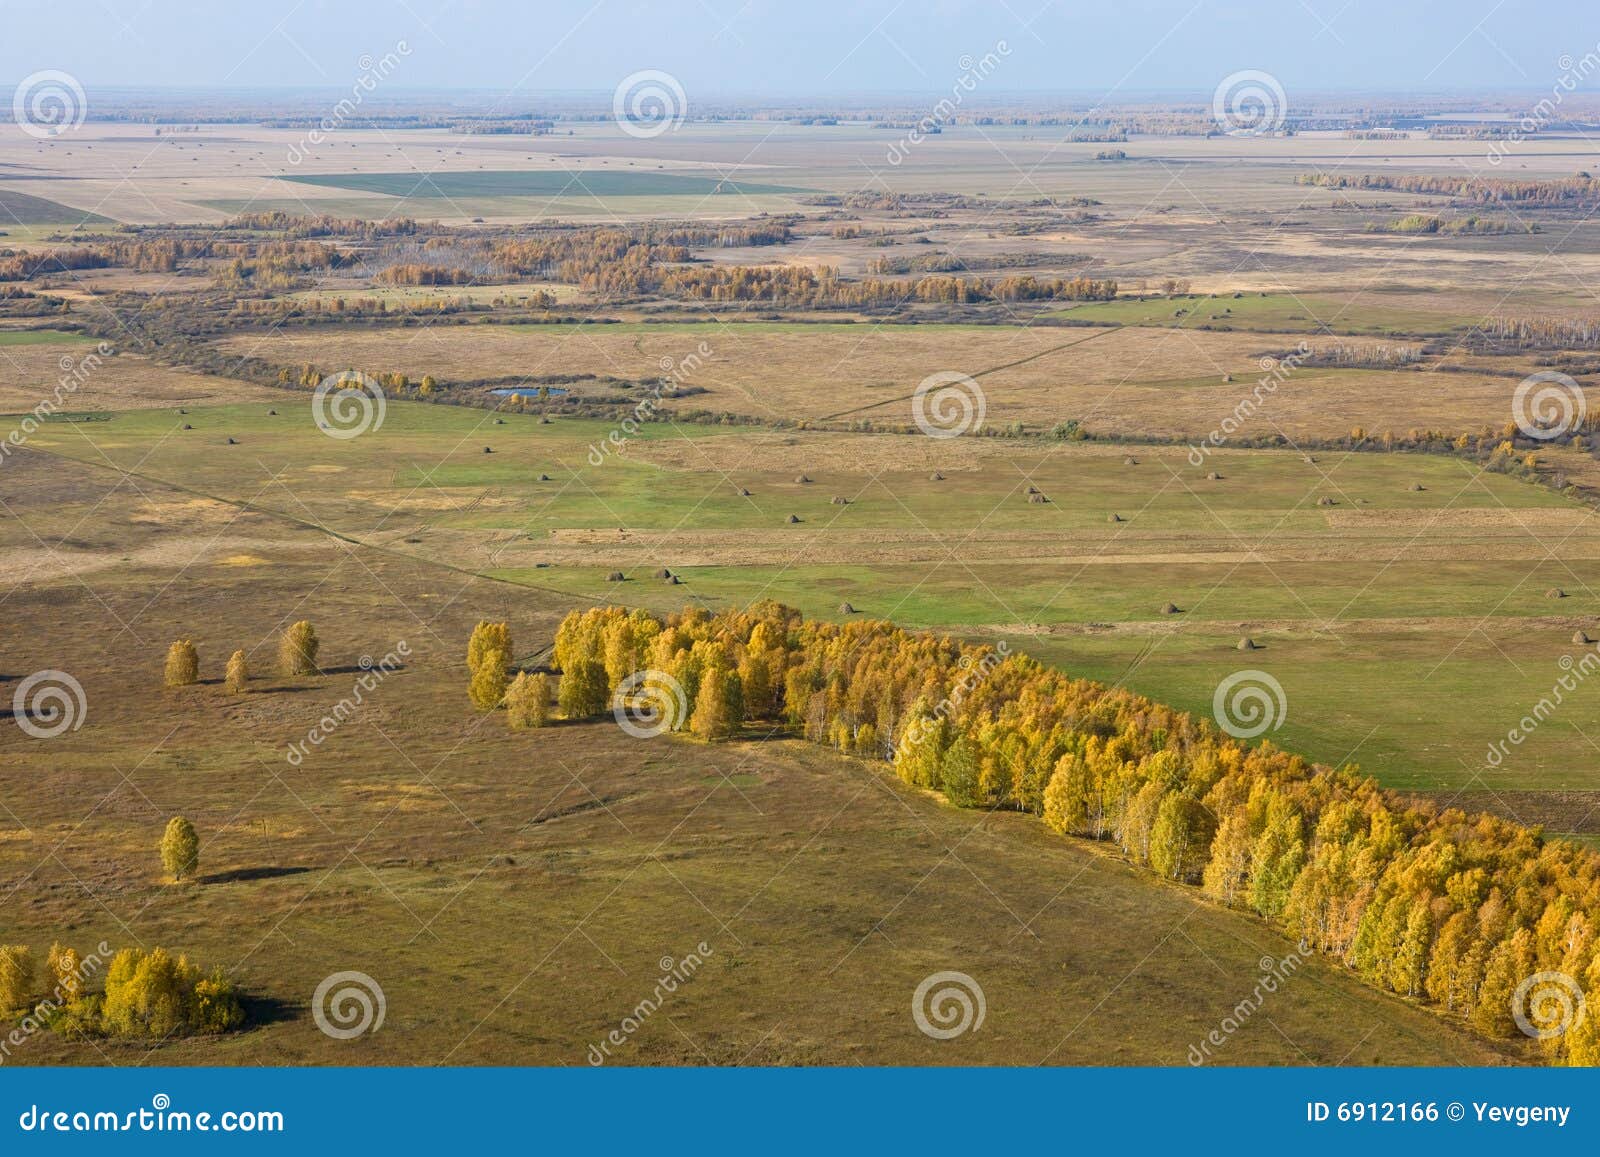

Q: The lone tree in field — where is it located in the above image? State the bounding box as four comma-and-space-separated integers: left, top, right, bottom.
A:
224, 650, 249, 693
558, 658, 610, 719
0, 945, 33, 1011
279, 621, 319, 676
504, 671, 551, 729
164, 640, 199, 687
160, 816, 200, 882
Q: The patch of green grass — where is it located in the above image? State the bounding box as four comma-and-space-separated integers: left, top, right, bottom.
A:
1056, 292, 1469, 336
0, 329, 96, 347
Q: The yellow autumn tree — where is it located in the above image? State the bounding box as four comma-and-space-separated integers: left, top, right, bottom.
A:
279, 621, 319, 676
164, 640, 199, 687
224, 649, 249, 693
160, 816, 199, 882
504, 671, 551, 729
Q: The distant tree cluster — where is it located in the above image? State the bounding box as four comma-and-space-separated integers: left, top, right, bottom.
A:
1298, 171, 1600, 205
551, 602, 1600, 1063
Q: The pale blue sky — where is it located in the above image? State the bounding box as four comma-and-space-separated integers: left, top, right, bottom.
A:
2, 0, 1595, 97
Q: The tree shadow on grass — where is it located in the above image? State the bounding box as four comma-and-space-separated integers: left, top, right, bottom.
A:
201, 866, 312, 885
238, 993, 296, 1029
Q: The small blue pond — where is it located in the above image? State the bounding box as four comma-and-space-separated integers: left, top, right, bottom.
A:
490, 387, 570, 398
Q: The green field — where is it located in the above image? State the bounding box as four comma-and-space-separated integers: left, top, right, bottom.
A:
23, 393, 1600, 799
1055, 291, 1472, 335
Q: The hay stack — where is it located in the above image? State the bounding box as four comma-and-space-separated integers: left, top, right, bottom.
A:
1237, 637, 1259, 651
654, 568, 672, 579
1303, 455, 1316, 464
1124, 456, 1139, 466
606, 571, 626, 582
1160, 602, 1182, 615
267, 409, 277, 416
1206, 471, 1222, 481
930, 472, 944, 481
786, 514, 801, 524
1028, 493, 1050, 504
665, 574, 681, 585
1574, 630, 1591, 645
537, 473, 551, 481
839, 602, 856, 614
738, 487, 751, 496
1548, 588, 1567, 599
182, 424, 193, 430
1108, 513, 1123, 523
226, 437, 238, 445
1408, 483, 1424, 492
483, 446, 493, 454
796, 474, 812, 484
830, 496, 850, 505
1316, 496, 1335, 506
